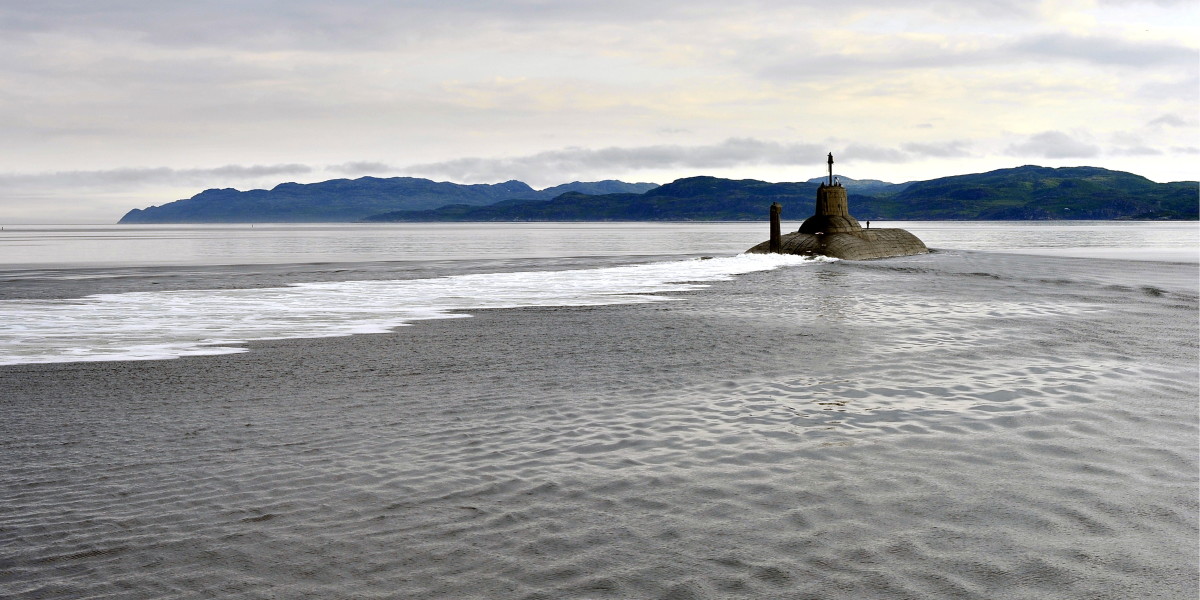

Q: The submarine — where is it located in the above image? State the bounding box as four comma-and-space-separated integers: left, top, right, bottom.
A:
747, 153, 928, 260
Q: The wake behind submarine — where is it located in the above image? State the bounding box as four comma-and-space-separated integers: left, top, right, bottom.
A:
747, 153, 928, 260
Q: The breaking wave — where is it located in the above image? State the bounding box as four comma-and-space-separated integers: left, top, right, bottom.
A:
1, 254, 828, 365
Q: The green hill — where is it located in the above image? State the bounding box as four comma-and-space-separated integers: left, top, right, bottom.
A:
118, 177, 658, 223
364, 177, 822, 222
117, 166, 1197, 223
852, 165, 1197, 220
366, 166, 1197, 222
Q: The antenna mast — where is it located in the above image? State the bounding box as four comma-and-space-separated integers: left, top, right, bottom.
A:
827, 152, 834, 185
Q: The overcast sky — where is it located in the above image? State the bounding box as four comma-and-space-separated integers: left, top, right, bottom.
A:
1, 0, 1196, 223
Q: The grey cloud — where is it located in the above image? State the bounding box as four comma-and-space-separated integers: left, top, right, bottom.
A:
1149, 114, 1191, 127
327, 162, 397, 175
1137, 77, 1200, 101
0, 1, 1037, 51
1110, 146, 1163, 156
401, 138, 980, 183
1005, 131, 1100, 159
759, 32, 1196, 81
841, 144, 909, 163
0, 164, 313, 190
1006, 34, 1198, 67
201, 164, 312, 179
759, 49, 960, 81
400, 138, 826, 182
0, 163, 314, 222
1098, 0, 1192, 5
900, 141, 973, 158
0, 1, 408, 50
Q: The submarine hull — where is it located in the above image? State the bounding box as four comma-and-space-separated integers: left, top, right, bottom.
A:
747, 228, 927, 260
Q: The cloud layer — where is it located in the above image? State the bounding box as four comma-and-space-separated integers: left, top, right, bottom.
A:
0, 0, 1196, 221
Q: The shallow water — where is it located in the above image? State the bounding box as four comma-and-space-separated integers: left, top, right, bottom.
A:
1, 225, 1197, 599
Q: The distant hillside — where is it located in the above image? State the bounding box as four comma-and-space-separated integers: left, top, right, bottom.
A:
851, 165, 1198, 220
117, 177, 659, 223
805, 175, 910, 195
538, 180, 661, 197
366, 166, 1197, 222
365, 177, 820, 222
118, 166, 1196, 223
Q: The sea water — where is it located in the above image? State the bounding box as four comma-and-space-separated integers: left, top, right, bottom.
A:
0, 221, 1195, 269
0, 253, 830, 364
2, 222, 1197, 599
0, 222, 1195, 365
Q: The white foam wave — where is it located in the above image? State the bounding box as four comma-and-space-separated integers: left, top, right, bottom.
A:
0, 254, 825, 365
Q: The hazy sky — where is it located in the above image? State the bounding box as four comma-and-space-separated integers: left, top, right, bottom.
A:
1, 0, 1196, 223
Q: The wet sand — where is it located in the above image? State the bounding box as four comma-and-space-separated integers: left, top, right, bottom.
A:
2, 250, 1197, 599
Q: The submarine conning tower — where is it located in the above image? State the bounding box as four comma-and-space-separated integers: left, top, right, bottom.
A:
746, 151, 928, 260
799, 183, 862, 234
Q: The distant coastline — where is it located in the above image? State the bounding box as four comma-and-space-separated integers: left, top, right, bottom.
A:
118, 165, 1199, 224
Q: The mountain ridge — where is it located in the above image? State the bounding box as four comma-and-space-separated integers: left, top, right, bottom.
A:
367, 166, 1197, 222
118, 166, 1198, 223
118, 177, 659, 223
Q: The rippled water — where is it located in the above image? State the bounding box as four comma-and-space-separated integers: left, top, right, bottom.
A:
2, 223, 1197, 599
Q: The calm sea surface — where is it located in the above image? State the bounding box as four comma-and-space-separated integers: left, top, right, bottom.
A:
1, 221, 1196, 268
2, 221, 1197, 599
